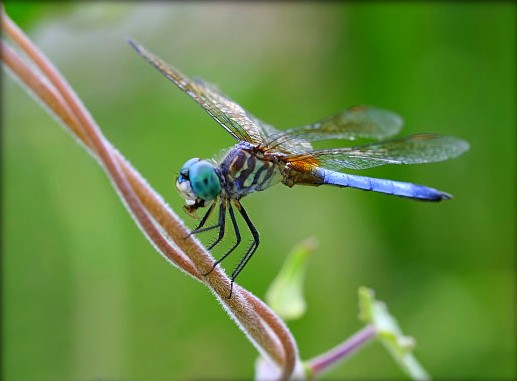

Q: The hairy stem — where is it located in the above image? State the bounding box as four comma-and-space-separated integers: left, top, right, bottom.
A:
1, 9, 297, 380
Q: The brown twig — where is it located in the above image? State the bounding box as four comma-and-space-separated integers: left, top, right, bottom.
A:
1, 9, 297, 380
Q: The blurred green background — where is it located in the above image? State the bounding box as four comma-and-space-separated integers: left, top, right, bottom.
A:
2, 3, 515, 380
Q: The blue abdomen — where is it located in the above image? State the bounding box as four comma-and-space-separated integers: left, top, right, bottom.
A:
317, 168, 451, 201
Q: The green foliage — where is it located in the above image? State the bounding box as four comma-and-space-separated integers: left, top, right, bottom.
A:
3, 2, 515, 380
3, 2, 73, 30
266, 238, 317, 320
359, 287, 430, 380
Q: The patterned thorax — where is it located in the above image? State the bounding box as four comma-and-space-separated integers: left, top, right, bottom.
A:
219, 142, 283, 199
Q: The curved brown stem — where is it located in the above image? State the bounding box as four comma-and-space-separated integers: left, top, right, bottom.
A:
1, 9, 298, 379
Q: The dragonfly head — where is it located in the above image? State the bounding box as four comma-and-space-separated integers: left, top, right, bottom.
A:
176, 158, 221, 217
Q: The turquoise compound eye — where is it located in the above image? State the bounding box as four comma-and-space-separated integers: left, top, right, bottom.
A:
189, 160, 221, 201
178, 158, 200, 185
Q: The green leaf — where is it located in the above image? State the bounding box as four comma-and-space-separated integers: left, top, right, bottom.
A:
265, 238, 317, 320
359, 287, 431, 381
2, 3, 74, 31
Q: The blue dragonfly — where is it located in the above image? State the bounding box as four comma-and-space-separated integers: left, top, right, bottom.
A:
129, 39, 469, 296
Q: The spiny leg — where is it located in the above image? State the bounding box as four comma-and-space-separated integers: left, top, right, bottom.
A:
191, 200, 226, 243
184, 199, 216, 242
206, 201, 243, 280
190, 199, 217, 233
187, 200, 228, 277
227, 199, 260, 299
225, 203, 242, 259
205, 201, 227, 251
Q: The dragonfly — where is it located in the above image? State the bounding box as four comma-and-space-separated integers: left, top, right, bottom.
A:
128, 39, 469, 297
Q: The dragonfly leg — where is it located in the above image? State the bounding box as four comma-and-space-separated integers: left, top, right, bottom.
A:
205, 201, 227, 251
191, 201, 226, 238
227, 199, 260, 299
190, 199, 217, 234
203, 201, 243, 282
191, 201, 227, 271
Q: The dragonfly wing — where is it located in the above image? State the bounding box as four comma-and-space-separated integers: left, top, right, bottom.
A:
256, 119, 314, 154
286, 134, 470, 171
128, 38, 264, 144
266, 106, 403, 153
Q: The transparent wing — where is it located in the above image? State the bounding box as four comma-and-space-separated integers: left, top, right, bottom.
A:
265, 106, 403, 154
128, 38, 265, 144
251, 118, 314, 154
285, 134, 470, 171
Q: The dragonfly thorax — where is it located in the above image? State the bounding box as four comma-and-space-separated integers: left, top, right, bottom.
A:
176, 158, 221, 215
